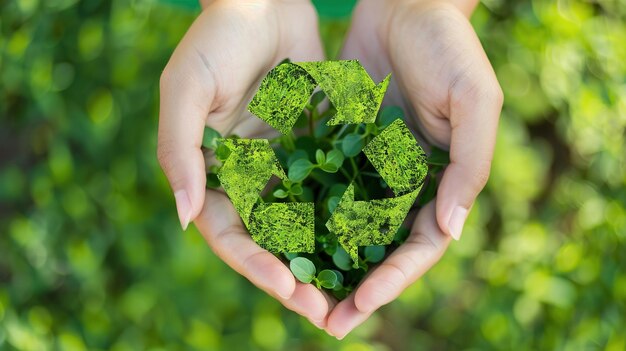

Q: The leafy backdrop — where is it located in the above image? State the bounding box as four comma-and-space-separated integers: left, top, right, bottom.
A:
0, 0, 625, 350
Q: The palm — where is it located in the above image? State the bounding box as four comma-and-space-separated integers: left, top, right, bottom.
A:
324, 0, 502, 338
162, 0, 332, 327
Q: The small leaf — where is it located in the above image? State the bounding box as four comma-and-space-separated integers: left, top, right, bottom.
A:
293, 111, 308, 128
320, 163, 339, 173
427, 146, 450, 166
310, 90, 326, 107
377, 106, 404, 128
202, 127, 222, 150
341, 133, 364, 157
288, 159, 314, 182
317, 269, 338, 289
290, 183, 303, 196
331, 270, 344, 286
328, 184, 348, 198
327, 196, 340, 213
326, 149, 345, 168
215, 143, 231, 162
206, 173, 221, 188
315, 149, 326, 165
287, 149, 308, 167
290, 257, 316, 283
284, 252, 299, 260
332, 247, 353, 271
273, 189, 288, 198
364, 246, 385, 263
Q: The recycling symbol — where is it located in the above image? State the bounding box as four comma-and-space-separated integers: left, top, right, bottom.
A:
217, 60, 427, 265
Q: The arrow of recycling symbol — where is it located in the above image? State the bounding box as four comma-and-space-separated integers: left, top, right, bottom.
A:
248, 60, 390, 134
216, 138, 315, 253
217, 60, 427, 263
326, 119, 428, 266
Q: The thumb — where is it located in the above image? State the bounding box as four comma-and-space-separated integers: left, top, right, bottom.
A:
158, 64, 215, 230
436, 79, 503, 240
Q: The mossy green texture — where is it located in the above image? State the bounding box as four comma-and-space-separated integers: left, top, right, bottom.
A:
217, 138, 315, 252
248, 202, 315, 253
326, 184, 420, 266
216, 138, 285, 226
248, 60, 390, 133
363, 119, 428, 195
248, 63, 316, 135
295, 61, 390, 125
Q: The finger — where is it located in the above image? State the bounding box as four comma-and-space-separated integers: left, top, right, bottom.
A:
195, 189, 333, 325
353, 202, 450, 314
325, 293, 372, 340
195, 189, 295, 299
437, 55, 503, 240
158, 49, 216, 230
279, 282, 334, 329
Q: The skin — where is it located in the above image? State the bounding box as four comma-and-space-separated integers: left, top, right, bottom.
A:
158, 0, 502, 338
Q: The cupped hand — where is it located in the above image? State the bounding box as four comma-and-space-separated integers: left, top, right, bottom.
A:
326, 0, 503, 338
157, 0, 332, 328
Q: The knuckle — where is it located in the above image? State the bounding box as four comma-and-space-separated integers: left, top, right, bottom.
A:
159, 65, 175, 91
472, 161, 492, 188
156, 139, 176, 172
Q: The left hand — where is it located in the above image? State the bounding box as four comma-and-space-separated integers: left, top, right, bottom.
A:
325, 0, 503, 338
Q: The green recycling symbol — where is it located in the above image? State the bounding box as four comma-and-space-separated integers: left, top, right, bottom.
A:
217, 60, 427, 265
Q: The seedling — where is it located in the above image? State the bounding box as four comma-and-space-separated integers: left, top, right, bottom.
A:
202, 60, 448, 298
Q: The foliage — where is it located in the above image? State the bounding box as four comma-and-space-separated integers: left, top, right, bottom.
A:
209, 63, 436, 293
0, 0, 625, 350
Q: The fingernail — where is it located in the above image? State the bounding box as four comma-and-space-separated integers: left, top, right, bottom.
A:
277, 290, 291, 300
448, 206, 468, 240
174, 190, 192, 231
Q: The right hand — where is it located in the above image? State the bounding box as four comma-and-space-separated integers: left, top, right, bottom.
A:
157, 0, 331, 328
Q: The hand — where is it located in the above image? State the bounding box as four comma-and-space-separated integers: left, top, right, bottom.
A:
157, 0, 332, 328
326, 0, 503, 338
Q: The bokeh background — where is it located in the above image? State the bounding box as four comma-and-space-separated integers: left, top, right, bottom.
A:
1, 0, 625, 350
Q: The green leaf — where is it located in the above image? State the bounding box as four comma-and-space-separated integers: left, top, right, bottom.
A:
284, 252, 299, 260
287, 149, 308, 167
273, 189, 288, 198
293, 111, 309, 128
328, 196, 340, 213
326, 149, 345, 168
341, 133, 364, 157
202, 127, 222, 150
317, 269, 338, 289
377, 106, 404, 128
315, 149, 326, 165
332, 247, 353, 271
328, 184, 348, 198
290, 183, 303, 196
206, 173, 221, 188
332, 270, 344, 286
427, 146, 450, 166
215, 143, 232, 162
290, 257, 316, 283
364, 246, 385, 263
320, 162, 339, 173
288, 159, 314, 182
310, 90, 326, 107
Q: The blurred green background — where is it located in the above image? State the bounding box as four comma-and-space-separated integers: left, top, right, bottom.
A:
1, 0, 625, 350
